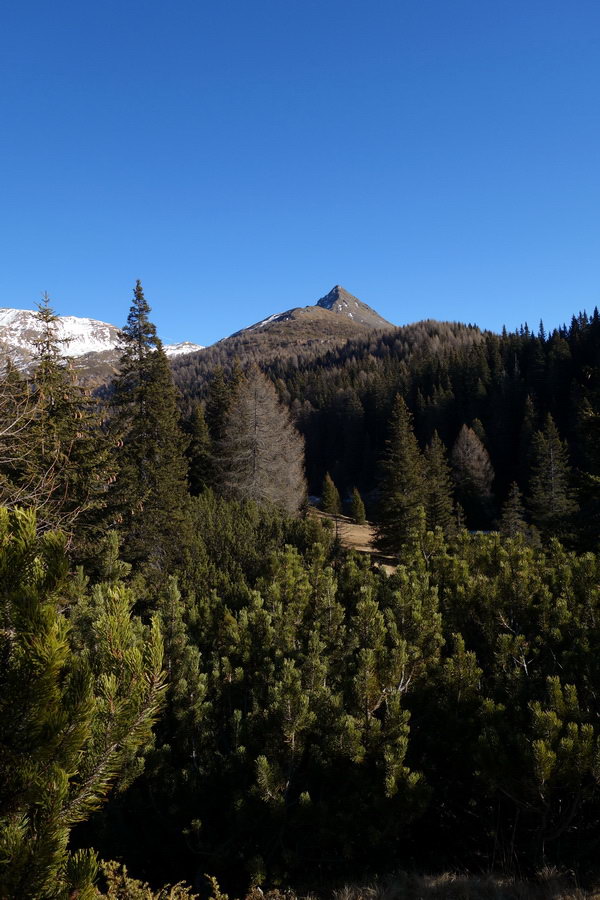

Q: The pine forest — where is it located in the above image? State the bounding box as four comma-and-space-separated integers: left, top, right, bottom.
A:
2, 282, 600, 899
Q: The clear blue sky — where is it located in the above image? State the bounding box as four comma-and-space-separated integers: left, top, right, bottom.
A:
1, 0, 599, 345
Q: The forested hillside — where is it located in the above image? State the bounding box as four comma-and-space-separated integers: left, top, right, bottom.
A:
175, 311, 600, 544
1, 285, 600, 897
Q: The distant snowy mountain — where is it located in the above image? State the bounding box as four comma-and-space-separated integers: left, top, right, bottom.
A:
0, 308, 204, 373
163, 341, 206, 358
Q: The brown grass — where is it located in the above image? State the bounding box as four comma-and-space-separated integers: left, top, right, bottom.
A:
310, 509, 397, 573
245, 871, 599, 900
329, 870, 598, 900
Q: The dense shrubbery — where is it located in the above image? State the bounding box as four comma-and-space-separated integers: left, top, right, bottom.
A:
2, 288, 600, 896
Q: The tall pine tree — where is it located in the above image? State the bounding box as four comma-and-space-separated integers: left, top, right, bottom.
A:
0, 295, 114, 554
375, 394, 426, 556
109, 281, 191, 569
424, 431, 454, 535
527, 414, 578, 540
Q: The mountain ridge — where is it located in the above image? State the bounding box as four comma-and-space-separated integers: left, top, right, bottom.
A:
230, 284, 393, 339
0, 307, 205, 378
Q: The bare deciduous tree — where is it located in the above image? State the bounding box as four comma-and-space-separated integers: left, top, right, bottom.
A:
216, 368, 306, 515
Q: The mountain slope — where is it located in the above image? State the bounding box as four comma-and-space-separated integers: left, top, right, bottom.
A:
232, 284, 393, 340
0, 308, 205, 381
315, 285, 393, 329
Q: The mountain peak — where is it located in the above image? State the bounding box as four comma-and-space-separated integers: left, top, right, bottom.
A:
315, 286, 392, 329
316, 285, 360, 311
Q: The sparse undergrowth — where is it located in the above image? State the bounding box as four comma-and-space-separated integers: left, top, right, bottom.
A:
96, 868, 600, 900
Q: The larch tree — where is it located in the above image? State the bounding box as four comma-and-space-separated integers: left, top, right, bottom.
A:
375, 394, 426, 556
215, 367, 306, 515
109, 281, 191, 569
450, 424, 494, 528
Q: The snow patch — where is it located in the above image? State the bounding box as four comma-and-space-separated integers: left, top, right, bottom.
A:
254, 312, 284, 328
0, 307, 204, 368
163, 341, 205, 357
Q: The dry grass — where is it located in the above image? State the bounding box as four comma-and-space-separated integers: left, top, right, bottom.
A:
310, 509, 397, 573
327, 870, 598, 900
246, 871, 599, 900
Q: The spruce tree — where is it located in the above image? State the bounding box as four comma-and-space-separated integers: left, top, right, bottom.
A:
186, 402, 213, 495
109, 281, 191, 569
0, 295, 114, 552
204, 364, 243, 444
527, 414, 578, 539
321, 472, 342, 515
375, 394, 426, 556
424, 431, 454, 535
350, 486, 366, 524
499, 482, 530, 539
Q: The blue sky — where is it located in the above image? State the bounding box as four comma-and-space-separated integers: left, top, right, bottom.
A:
1, 0, 599, 345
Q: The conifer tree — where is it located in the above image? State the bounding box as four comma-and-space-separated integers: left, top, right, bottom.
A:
321, 472, 342, 515
0, 295, 114, 552
109, 281, 191, 568
204, 363, 243, 444
186, 402, 213, 495
518, 395, 537, 486
375, 394, 426, 556
350, 486, 366, 524
499, 482, 530, 539
527, 414, 578, 539
576, 400, 600, 548
0, 508, 165, 898
424, 431, 454, 535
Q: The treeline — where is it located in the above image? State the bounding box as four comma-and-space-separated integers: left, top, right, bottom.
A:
2, 285, 600, 897
175, 311, 600, 547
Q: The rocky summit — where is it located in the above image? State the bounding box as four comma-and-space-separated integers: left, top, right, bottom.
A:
315, 285, 393, 329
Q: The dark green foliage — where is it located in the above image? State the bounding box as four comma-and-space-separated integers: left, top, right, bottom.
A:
350, 485, 366, 524
424, 431, 455, 535
0, 508, 165, 899
186, 402, 213, 495
498, 482, 530, 540
171, 307, 600, 537
321, 471, 342, 515
375, 394, 426, 555
109, 281, 191, 569
4, 293, 600, 892
0, 296, 115, 554
527, 414, 578, 540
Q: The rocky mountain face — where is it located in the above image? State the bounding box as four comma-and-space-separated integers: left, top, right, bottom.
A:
231, 285, 394, 339
315, 285, 393, 329
0, 308, 204, 381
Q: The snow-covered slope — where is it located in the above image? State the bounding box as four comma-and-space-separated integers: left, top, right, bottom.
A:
0, 308, 204, 371
163, 340, 205, 358
0, 308, 121, 362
